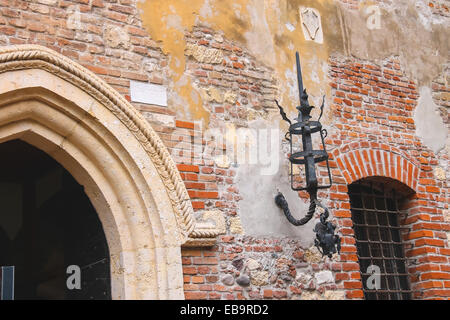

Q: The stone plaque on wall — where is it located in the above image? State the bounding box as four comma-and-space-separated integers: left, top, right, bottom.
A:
130, 80, 168, 107
300, 7, 323, 44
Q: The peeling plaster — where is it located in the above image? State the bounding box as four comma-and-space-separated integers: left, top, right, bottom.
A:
235, 119, 317, 244
338, 1, 449, 86
414, 86, 448, 154
138, 0, 338, 124
135, 0, 449, 243
137, 0, 448, 129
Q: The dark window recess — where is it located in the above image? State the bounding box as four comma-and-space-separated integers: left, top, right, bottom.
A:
348, 181, 412, 300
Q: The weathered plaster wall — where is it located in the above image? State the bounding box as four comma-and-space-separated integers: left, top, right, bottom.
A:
138, 0, 338, 124
141, 0, 448, 299
415, 87, 447, 154
136, 0, 449, 238
235, 122, 317, 242
0, 0, 449, 300
138, 0, 448, 122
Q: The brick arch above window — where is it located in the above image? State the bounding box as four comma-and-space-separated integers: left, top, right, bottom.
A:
328, 142, 449, 300
331, 142, 421, 192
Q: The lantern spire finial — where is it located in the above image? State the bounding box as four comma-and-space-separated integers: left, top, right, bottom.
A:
296, 52, 314, 121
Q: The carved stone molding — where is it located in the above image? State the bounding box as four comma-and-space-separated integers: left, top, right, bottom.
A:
185, 210, 227, 247
0, 45, 220, 245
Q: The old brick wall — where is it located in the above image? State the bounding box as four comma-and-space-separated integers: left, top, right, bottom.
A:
182, 237, 344, 300
157, 25, 277, 220
0, 0, 449, 300
180, 54, 450, 301
327, 56, 450, 299
0, 0, 171, 110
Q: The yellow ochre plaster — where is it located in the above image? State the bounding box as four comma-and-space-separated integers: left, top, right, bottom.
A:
138, 0, 340, 125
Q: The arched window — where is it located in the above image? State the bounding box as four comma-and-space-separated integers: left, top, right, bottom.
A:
348, 179, 413, 300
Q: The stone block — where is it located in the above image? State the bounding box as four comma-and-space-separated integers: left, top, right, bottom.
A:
130, 80, 168, 107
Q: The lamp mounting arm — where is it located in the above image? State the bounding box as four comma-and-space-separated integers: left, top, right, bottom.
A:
274, 191, 317, 226
275, 191, 340, 258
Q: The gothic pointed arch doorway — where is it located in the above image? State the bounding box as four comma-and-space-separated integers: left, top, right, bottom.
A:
0, 45, 219, 300
0, 139, 111, 299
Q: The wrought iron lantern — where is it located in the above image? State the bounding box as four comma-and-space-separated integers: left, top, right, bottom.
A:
275, 52, 340, 258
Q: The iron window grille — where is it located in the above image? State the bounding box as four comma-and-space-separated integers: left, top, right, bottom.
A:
348, 181, 413, 300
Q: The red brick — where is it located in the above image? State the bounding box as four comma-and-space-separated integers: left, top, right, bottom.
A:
182, 173, 198, 181
232, 62, 244, 69
273, 291, 287, 299
177, 164, 200, 172
193, 257, 219, 265
335, 273, 349, 281
182, 249, 202, 257
416, 281, 444, 289
0, 26, 16, 35
183, 267, 198, 275
263, 290, 273, 298
346, 290, 364, 299
197, 266, 211, 274
196, 191, 219, 199
422, 289, 450, 298
421, 272, 450, 280
185, 292, 207, 300
191, 201, 205, 209
407, 230, 434, 240
344, 281, 363, 289
184, 182, 206, 190
343, 263, 360, 271
415, 239, 445, 247
176, 120, 195, 129
425, 186, 440, 193
201, 167, 214, 174
209, 292, 222, 299
192, 276, 204, 284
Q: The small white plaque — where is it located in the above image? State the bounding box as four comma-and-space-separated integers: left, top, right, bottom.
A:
299, 7, 323, 44
130, 80, 168, 107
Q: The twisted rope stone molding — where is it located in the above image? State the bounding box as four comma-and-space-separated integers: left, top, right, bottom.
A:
0, 44, 220, 245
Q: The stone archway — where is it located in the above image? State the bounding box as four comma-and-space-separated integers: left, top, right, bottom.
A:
0, 45, 219, 299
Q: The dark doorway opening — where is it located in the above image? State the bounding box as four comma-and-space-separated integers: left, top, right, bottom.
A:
0, 140, 111, 300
